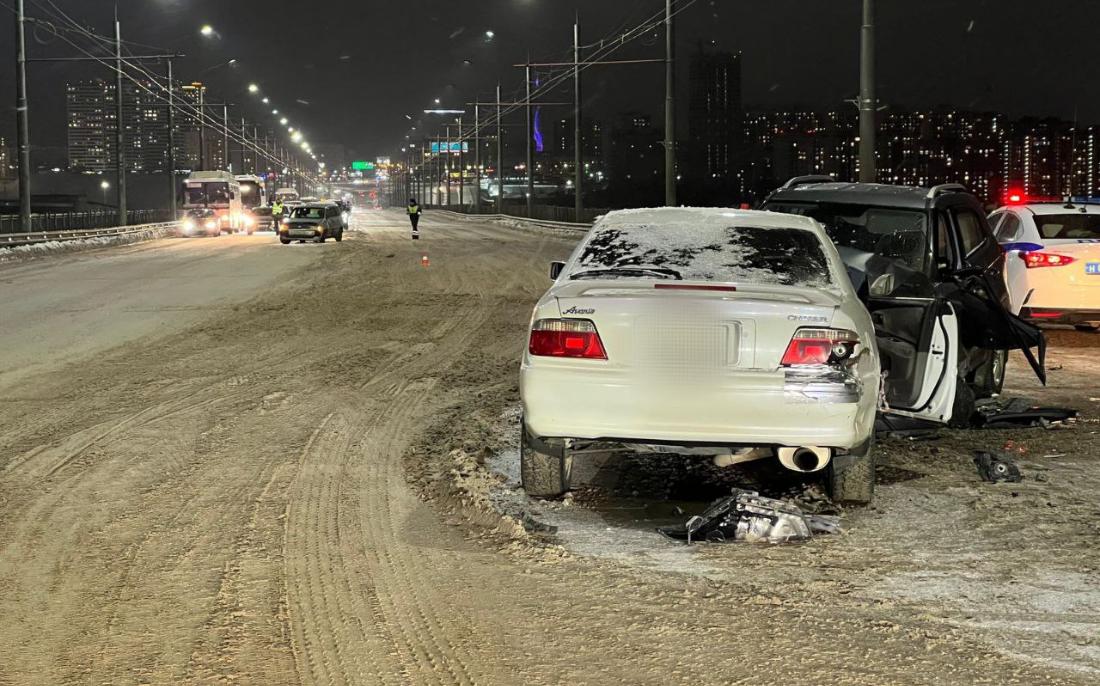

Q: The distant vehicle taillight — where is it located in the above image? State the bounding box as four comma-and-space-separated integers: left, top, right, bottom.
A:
781, 328, 859, 367
1024, 252, 1076, 269
529, 319, 607, 360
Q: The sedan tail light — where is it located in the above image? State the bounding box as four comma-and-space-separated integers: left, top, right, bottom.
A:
781, 328, 859, 367
1024, 252, 1076, 269
529, 319, 607, 359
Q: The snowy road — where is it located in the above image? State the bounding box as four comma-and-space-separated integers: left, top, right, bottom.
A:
0, 210, 1096, 685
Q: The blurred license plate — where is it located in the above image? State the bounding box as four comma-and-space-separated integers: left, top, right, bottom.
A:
1087, 263, 1100, 275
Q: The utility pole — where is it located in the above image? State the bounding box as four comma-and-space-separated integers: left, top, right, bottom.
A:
474, 104, 481, 212
222, 104, 229, 171
445, 125, 452, 205
457, 117, 465, 206
664, 0, 677, 207
858, 0, 877, 182
239, 116, 247, 173
573, 16, 583, 222
166, 58, 176, 219
14, 0, 31, 231
114, 8, 127, 225
198, 86, 206, 170
496, 82, 503, 213
525, 58, 534, 217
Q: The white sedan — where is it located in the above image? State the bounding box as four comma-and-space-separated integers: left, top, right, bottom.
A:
990, 200, 1100, 331
523, 208, 934, 504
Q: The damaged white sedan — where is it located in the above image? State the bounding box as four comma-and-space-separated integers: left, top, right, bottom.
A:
520, 208, 910, 503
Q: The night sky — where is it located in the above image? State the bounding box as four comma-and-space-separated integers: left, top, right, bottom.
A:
1, 0, 1098, 163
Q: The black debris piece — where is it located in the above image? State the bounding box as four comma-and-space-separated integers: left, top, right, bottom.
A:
658, 489, 840, 545
974, 397, 1077, 429
973, 451, 1024, 483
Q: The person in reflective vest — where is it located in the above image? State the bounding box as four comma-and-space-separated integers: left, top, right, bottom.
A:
407, 198, 422, 238
272, 200, 285, 227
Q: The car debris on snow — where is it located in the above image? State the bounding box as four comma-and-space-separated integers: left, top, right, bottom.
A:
973, 451, 1024, 484
658, 489, 841, 545
973, 397, 1077, 429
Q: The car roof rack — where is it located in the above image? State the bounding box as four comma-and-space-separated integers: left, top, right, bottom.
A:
926, 183, 968, 199
780, 175, 835, 190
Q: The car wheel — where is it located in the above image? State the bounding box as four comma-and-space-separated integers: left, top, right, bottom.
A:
280, 238, 291, 245
826, 435, 874, 505
1074, 324, 1099, 333
520, 422, 572, 498
974, 349, 1008, 398
335, 230, 343, 242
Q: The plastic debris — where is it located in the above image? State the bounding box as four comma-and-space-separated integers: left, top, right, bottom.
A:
974, 398, 1077, 429
973, 451, 1024, 483
658, 489, 841, 545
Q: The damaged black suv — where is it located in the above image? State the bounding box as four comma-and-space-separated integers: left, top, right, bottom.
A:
762, 178, 1045, 427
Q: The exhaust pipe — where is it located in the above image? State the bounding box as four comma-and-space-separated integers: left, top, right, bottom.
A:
777, 446, 832, 473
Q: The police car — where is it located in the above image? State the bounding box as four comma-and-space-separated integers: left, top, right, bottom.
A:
990, 197, 1100, 331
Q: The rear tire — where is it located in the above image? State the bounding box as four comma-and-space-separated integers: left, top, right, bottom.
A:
974, 349, 1008, 398
335, 230, 343, 242
949, 377, 976, 428
826, 436, 875, 505
520, 423, 572, 498
280, 238, 291, 245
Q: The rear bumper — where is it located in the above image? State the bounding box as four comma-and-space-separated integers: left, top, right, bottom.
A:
521, 363, 875, 449
1020, 307, 1100, 325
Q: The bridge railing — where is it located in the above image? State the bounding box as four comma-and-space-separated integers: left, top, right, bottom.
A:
0, 209, 175, 235
433, 202, 608, 225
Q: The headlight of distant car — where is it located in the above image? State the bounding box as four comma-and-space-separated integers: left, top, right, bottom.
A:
205, 220, 217, 230
243, 214, 255, 226
182, 219, 195, 232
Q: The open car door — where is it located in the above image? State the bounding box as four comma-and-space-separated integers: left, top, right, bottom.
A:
868, 297, 959, 424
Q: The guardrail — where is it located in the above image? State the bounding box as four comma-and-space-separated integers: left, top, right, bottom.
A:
0, 221, 180, 248
432, 209, 593, 233
0, 209, 175, 235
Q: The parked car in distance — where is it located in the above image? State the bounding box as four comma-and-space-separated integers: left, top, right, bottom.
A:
521, 208, 884, 503
278, 203, 345, 244
989, 198, 1100, 331
762, 177, 1046, 406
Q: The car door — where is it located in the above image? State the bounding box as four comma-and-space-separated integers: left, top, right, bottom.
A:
991, 210, 1031, 314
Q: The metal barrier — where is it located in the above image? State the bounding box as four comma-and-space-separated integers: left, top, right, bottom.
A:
431, 209, 592, 233
0, 209, 175, 235
436, 203, 609, 225
0, 221, 180, 248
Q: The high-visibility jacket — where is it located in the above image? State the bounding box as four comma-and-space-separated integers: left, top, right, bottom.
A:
272, 202, 284, 216
407, 204, 421, 215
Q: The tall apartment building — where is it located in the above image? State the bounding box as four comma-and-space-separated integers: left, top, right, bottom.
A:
687, 44, 742, 197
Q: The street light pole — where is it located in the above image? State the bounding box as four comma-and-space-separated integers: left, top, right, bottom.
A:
474, 104, 481, 213
496, 82, 503, 213
458, 116, 464, 207
574, 16, 583, 222
14, 0, 32, 231
198, 86, 206, 171
664, 0, 677, 207
222, 103, 229, 171
858, 0, 877, 182
525, 58, 534, 217
445, 124, 452, 206
166, 57, 176, 219
114, 9, 127, 225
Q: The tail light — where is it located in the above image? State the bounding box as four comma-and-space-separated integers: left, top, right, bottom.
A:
1024, 252, 1076, 269
529, 319, 607, 359
781, 328, 859, 367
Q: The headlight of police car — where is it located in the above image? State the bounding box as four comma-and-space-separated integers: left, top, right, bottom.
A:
182, 219, 195, 232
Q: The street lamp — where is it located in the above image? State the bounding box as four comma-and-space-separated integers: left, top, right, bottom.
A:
200, 24, 215, 37
100, 179, 110, 205
248, 83, 259, 93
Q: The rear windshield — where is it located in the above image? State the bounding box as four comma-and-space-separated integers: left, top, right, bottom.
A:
1034, 214, 1100, 240
569, 223, 834, 288
768, 202, 929, 273
291, 207, 325, 220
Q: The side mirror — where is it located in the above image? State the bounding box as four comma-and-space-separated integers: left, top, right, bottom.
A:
549, 261, 566, 280
869, 273, 896, 297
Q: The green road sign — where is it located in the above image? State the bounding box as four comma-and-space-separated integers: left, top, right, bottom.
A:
352, 161, 375, 171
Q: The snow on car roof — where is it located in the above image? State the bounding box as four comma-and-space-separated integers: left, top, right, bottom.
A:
573, 207, 838, 288
1020, 202, 1100, 216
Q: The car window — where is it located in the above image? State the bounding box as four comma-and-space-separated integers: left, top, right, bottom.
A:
765, 202, 929, 274
953, 210, 986, 256
936, 211, 955, 267
1033, 214, 1100, 240
569, 222, 836, 288
994, 213, 1022, 243
291, 207, 325, 220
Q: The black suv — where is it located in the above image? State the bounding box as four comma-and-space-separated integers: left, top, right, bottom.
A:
762, 177, 1045, 423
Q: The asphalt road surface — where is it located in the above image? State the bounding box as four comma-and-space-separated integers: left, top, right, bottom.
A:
0, 211, 1096, 685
